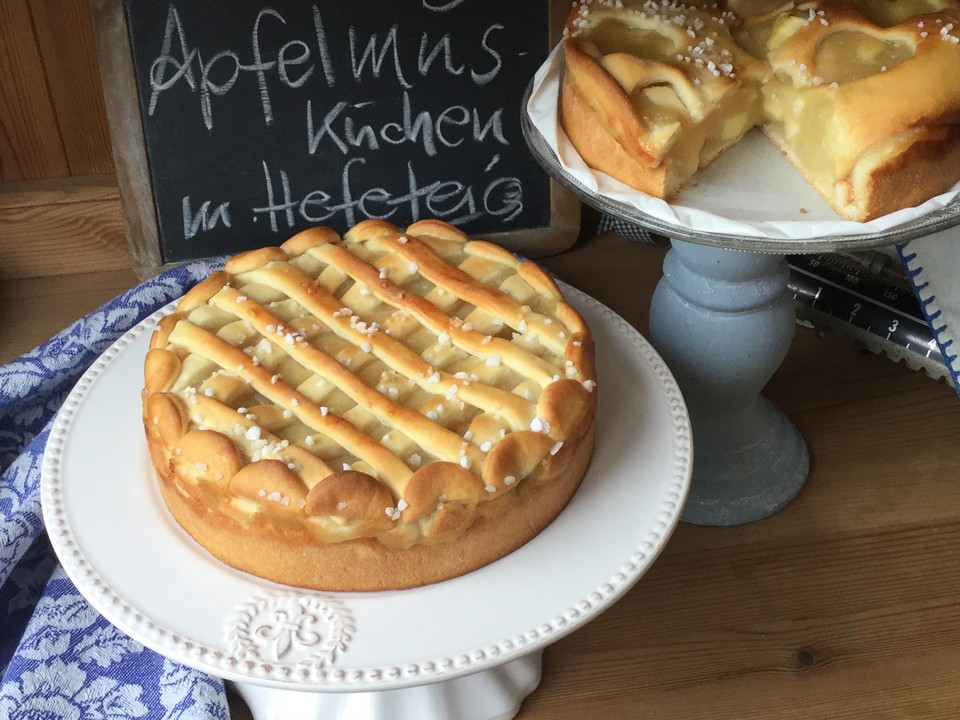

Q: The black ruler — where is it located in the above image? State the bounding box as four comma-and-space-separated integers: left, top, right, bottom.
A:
786, 250, 950, 382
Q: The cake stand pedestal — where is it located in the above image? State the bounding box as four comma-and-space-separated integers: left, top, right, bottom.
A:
522, 86, 960, 525
649, 240, 806, 525
42, 285, 692, 720
232, 652, 543, 720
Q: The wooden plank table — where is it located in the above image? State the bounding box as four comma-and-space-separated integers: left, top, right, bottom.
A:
4, 232, 959, 719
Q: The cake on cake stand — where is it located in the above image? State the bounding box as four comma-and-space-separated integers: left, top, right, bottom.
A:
522, 83, 960, 527
42, 283, 693, 720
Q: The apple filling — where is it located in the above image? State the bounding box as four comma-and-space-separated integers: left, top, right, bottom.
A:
582, 17, 682, 60
851, 0, 955, 27
814, 30, 914, 84
763, 78, 845, 192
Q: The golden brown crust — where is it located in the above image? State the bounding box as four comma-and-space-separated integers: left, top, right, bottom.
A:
763, 4, 960, 220
148, 385, 596, 592
853, 125, 960, 221
764, 121, 960, 221
561, 70, 676, 197
559, 0, 960, 221
144, 219, 597, 590
563, 37, 661, 169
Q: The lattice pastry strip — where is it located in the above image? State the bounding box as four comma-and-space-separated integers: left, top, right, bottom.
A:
226, 262, 540, 433
143, 219, 597, 590
302, 240, 568, 383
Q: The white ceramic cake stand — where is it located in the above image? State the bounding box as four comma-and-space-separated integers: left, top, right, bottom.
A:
41, 282, 692, 720
522, 77, 960, 527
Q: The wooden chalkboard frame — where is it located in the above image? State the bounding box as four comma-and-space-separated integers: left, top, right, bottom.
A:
90, 0, 579, 279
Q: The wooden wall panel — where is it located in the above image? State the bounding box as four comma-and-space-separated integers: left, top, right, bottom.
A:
30, 0, 115, 176
0, 1, 71, 181
0, 175, 130, 279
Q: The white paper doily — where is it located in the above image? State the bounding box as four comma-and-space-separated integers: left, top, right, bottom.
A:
41, 283, 691, 692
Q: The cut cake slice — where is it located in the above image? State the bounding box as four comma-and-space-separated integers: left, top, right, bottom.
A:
561, 0, 769, 199
758, 2, 960, 220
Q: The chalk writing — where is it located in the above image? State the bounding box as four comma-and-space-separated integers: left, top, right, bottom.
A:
127, 0, 550, 260
423, 0, 469, 11
350, 25, 412, 88
306, 93, 507, 157
148, 5, 508, 130
183, 197, 232, 239
253, 158, 522, 231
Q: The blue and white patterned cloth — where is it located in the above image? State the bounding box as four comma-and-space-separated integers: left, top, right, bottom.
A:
0, 258, 231, 719
596, 215, 661, 245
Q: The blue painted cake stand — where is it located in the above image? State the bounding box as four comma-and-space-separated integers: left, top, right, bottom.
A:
522, 91, 960, 526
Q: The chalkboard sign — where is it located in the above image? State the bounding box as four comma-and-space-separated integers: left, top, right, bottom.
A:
91, 0, 578, 277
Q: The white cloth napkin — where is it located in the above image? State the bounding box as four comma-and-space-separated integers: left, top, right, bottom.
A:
899, 227, 960, 391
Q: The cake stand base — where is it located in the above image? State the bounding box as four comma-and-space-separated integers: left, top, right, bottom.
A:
650, 240, 810, 526
231, 651, 543, 720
